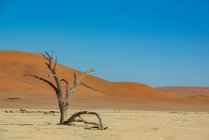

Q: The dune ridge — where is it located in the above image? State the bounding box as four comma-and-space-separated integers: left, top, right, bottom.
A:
0, 50, 172, 98
1, 51, 209, 111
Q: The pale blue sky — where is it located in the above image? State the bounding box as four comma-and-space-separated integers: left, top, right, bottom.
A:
0, 0, 209, 87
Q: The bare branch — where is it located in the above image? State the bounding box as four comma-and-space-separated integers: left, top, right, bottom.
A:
74, 69, 94, 87
73, 72, 77, 86
45, 51, 51, 58
53, 57, 58, 72
48, 58, 52, 70
63, 69, 94, 104
60, 79, 71, 93
25, 74, 57, 93
41, 51, 62, 96
77, 69, 93, 87
77, 69, 94, 82
44, 62, 49, 67
60, 79, 69, 85
44, 51, 53, 70
51, 51, 54, 58
41, 53, 49, 60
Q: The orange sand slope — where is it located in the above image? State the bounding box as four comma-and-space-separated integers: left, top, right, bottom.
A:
1, 50, 209, 100
157, 87, 209, 99
0, 50, 174, 98
1, 51, 209, 111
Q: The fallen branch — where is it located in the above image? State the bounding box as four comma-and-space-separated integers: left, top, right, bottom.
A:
64, 111, 107, 130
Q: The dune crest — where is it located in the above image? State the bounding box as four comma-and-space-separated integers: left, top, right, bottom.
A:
0, 50, 171, 98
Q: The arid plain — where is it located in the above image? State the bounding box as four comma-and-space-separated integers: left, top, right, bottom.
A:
1, 51, 209, 140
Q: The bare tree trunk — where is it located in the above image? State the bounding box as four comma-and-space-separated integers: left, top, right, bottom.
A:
59, 101, 65, 124
58, 98, 69, 124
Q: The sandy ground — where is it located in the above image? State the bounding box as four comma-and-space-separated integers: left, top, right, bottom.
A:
1, 51, 209, 140
0, 109, 209, 140
1, 94, 209, 112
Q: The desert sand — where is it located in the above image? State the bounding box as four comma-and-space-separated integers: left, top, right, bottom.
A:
1, 109, 209, 140
1, 51, 209, 140
0, 50, 176, 98
157, 87, 209, 97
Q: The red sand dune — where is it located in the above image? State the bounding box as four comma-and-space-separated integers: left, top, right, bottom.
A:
156, 87, 209, 99
0, 50, 174, 99
1, 51, 209, 111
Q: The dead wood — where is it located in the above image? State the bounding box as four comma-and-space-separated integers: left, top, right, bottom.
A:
25, 51, 107, 130
64, 111, 108, 130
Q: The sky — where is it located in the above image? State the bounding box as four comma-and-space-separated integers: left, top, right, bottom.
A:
0, 0, 209, 87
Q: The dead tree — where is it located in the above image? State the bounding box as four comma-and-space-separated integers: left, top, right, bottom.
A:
26, 51, 107, 130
